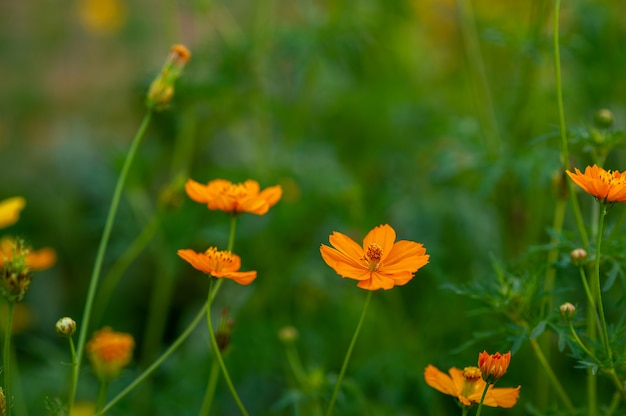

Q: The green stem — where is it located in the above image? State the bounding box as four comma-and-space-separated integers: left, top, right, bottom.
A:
578, 266, 602, 332
198, 357, 220, 416
529, 338, 576, 413
475, 382, 490, 416
95, 380, 109, 413
461, 406, 469, 416
3, 302, 14, 416
605, 391, 621, 416
70, 110, 153, 413
206, 278, 249, 416
97, 298, 209, 415
568, 322, 600, 365
228, 215, 237, 252
325, 291, 373, 416
594, 205, 612, 361
67, 337, 78, 414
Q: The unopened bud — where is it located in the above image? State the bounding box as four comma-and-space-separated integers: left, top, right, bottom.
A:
594, 109, 614, 129
146, 44, 191, 110
560, 302, 576, 320
570, 248, 588, 266
214, 308, 235, 352
56, 317, 77, 338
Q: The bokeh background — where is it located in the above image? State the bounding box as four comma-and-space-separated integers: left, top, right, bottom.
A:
1, 0, 626, 414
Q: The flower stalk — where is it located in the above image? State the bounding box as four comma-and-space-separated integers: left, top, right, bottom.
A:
2, 302, 14, 416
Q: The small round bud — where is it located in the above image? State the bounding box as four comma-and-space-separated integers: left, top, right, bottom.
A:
560, 302, 576, 321
594, 109, 614, 129
278, 326, 298, 344
56, 317, 77, 338
570, 248, 588, 266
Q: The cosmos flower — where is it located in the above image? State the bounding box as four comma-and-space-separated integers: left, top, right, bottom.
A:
566, 165, 626, 204
185, 179, 282, 215
177, 247, 257, 285
424, 365, 520, 408
478, 350, 511, 384
320, 224, 429, 290
87, 327, 134, 381
0, 197, 25, 229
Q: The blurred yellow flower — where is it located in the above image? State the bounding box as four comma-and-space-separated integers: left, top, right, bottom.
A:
566, 165, 626, 204
320, 224, 429, 290
87, 327, 135, 381
185, 178, 282, 215
69, 402, 96, 416
424, 365, 520, 408
78, 0, 126, 35
0, 197, 25, 229
177, 247, 257, 285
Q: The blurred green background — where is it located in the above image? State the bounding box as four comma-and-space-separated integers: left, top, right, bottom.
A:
1, 0, 626, 414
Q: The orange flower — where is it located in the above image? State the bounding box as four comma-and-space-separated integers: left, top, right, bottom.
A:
320, 224, 429, 290
177, 247, 257, 285
0, 237, 56, 271
0, 197, 25, 229
478, 350, 511, 384
184, 178, 282, 215
87, 327, 134, 381
424, 365, 520, 408
566, 165, 626, 203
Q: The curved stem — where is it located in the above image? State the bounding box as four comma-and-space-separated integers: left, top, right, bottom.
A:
70, 111, 153, 413
206, 278, 249, 416
198, 358, 220, 416
475, 382, 490, 416
3, 302, 14, 416
529, 338, 576, 413
568, 322, 600, 365
325, 291, 373, 416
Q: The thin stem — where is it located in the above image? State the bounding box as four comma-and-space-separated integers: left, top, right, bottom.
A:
605, 391, 622, 416
3, 302, 14, 416
461, 406, 469, 416
568, 322, 600, 365
206, 278, 249, 416
594, 205, 612, 361
97, 299, 208, 415
325, 291, 373, 416
529, 338, 576, 413
95, 380, 109, 413
474, 382, 490, 416
228, 215, 237, 252
198, 357, 220, 416
70, 110, 153, 413
67, 337, 78, 414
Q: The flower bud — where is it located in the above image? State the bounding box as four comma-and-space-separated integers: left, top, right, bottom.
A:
214, 308, 235, 352
570, 248, 588, 267
0, 238, 33, 302
146, 44, 191, 110
560, 302, 576, 321
56, 317, 77, 338
478, 350, 511, 384
594, 109, 614, 129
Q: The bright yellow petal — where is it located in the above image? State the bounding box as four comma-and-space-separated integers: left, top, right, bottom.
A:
363, 225, 396, 262
243, 180, 261, 195
0, 197, 26, 229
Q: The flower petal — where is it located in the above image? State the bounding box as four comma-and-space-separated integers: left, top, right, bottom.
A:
184, 179, 211, 203
259, 185, 283, 208
221, 270, 257, 285
424, 365, 459, 397
482, 386, 521, 408
382, 240, 429, 274
0, 196, 26, 229
320, 245, 370, 280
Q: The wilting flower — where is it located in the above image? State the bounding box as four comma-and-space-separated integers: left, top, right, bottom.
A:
478, 351, 511, 384
0, 237, 56, 271
185, 178, 282, 216
146, 44, 192, 110
424, 365, 520, 408
0, 238, 56, 302
87, 327, 135, 381
0, 197, 26, 229
566, 165, 626, 204
177, 247, 257, 285
320, 224, 429, 290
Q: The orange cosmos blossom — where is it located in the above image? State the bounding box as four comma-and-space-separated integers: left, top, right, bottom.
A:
87, 327, 134, 381
177, 247, 257, 285
566, 165, 626, 203
424, 365, 520, 408
320, 224, 429, 290
478, 350, 511, 384
185, 178, 282, 215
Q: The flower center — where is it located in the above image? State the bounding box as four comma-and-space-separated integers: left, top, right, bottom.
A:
364, 243, 383, 271
206, 247, 236, 272
461, 366, 482, 398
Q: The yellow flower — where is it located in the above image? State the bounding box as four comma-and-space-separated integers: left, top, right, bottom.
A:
424, 365, 520, 408
320, 224, 429, 290
0, 197, 25, 229
566, 164, 626, 203
78, 0, 126, 35
478, 350, 511, 384
87, 327, 134, 381
185, 178, 282, 215
177, 247, 257, 285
